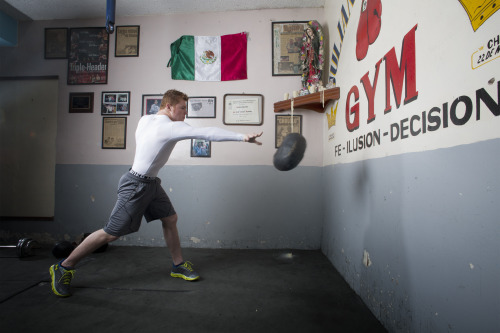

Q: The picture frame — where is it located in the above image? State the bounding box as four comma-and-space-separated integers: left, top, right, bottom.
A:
142, 94, 163, 115
102, 117, 127, 149
44, 28, 69, 59
272, 21, 309, 76
191, 139, 211, 157
275, 114, 302, 148
115, 25, 140, 57
223, 94, 264, 125
67, 27, 109, 85
101, 91, 130, 115
187, 96, 216, 118
69, 92, 94, 113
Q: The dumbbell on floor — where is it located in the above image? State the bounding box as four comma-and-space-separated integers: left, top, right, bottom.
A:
52, 233, 108, 259
0, 238, 38, 258
52, 241, 75, 259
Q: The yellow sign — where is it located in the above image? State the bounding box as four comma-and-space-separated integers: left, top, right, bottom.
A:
459, 0, 500, 31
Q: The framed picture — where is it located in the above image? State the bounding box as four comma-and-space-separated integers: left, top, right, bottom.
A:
191, 139, 211, 157
115, 25, 140, 57
102, 117, 127, 149
275, 114, 302, 148
223, 94, 264, 125
101, 91, 130, 115
272, 21, 309, 76
187, 96, 216, 118
142, 94, 162, 115
68, 27, 109, 85
69, 92, 94, 113
44, 28, 69, 59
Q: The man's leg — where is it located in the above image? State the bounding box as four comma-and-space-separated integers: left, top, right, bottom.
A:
162, 214, 199, 281
63, 229, 119, 268
161, 214, 183, 265
50, 229, 118, 297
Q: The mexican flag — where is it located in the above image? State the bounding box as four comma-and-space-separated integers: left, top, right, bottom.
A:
167, 32, 247, 81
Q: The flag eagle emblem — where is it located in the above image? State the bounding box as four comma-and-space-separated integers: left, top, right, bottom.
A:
200, 50, 216, 64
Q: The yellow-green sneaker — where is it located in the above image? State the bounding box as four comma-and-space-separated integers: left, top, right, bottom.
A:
49, 262, 75, 297
171, 261, 199, 281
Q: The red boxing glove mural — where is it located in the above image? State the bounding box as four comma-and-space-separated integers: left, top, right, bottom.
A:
356, 0, 382, 61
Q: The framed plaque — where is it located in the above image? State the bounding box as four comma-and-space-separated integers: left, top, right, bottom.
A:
223, 94, 263, 125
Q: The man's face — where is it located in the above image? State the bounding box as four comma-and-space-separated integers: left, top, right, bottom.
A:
167, 100, 187, 121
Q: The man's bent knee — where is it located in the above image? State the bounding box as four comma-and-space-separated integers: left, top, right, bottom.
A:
98, 229, 120, 243
161, 214, 178, 228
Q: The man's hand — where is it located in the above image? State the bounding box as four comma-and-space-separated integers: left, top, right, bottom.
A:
244, 131, 263, 145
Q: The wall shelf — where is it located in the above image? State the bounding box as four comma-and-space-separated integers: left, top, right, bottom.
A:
274, 87, 340, 113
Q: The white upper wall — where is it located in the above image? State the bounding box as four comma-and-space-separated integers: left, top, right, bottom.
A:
323, 0, 500, 166
0, 8, 326, 166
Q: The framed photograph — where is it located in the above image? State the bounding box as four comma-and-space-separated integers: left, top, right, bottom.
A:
115, 25, 140, 57
101, 91, 130, 115
142, 94, 162, 115
275, 114, 302, 148
191, 139, 211, 157
69, 92, 94, 113
68, 27, 109, 85
187, 96, 216, 118
44, 28, 69, 59
102, 117, 127, 149
272, 21, 309, 76
223, 94, 263, 125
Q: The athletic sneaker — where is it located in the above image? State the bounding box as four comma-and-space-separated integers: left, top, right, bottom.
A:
49, 262, 75, 297
171, 261, 200, 281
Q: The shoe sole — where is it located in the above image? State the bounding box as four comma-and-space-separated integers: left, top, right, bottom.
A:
170, 272, 200, 281
49, 266, 71, 297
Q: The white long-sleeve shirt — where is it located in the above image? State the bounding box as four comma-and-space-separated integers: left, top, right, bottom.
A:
131, 115, 244, 177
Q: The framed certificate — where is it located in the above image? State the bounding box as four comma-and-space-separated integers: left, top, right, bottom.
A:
223, 94, 263, 125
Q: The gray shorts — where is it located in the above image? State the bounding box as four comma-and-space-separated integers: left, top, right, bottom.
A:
103, 171, 176, 236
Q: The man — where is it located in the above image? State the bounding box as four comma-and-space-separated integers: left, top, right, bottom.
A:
50, 89, 263, 297
149, 99, 160, 114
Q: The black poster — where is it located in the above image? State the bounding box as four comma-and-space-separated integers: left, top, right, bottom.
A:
68, 27, 109, 85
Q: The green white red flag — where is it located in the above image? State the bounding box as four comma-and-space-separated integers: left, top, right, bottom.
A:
167, 32, 247, 81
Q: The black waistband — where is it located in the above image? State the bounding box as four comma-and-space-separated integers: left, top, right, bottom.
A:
129, 169, 155, 180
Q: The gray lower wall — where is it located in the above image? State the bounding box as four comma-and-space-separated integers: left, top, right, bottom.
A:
321, 139, 500, 333
2, 141, 499, 332
1, 165, 323, 250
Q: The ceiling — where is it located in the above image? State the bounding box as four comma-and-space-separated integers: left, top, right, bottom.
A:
0, 0, 325, 21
